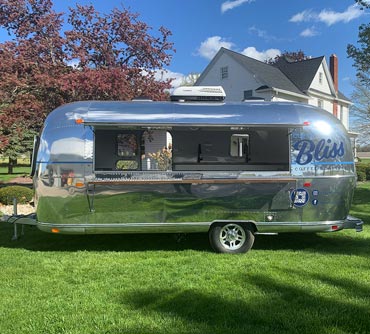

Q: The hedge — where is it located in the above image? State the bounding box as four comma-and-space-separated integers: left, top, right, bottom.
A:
356, 163, 370, 182
0, 186, 34, 205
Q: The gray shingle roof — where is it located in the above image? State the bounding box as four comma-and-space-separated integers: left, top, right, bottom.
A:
222, 48, 351, 103
223, 48, 305, 96
274, 56, 324, 92
197, 48, 351, 103
274, 56, 350, 102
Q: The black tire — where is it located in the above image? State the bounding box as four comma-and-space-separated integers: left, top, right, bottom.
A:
209, 223, 255, 254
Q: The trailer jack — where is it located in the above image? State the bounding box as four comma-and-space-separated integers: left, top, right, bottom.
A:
1, 198, 37, 240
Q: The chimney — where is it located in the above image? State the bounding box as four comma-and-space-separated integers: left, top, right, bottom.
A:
330, 54, 338, 92
329, 54, 338, 117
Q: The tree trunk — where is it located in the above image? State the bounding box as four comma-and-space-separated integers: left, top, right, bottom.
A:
8, 157, 17, 174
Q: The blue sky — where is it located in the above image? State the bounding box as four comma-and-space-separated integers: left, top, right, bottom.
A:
1, 0, 369, 97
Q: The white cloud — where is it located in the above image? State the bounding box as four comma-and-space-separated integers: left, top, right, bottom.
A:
221, 0, 254, 13
290, 9, 316, 23
248, 26, 269, 39
196, 36, 281, 62
154, 69, 185, 88
318, 5, 363, 26
248, 26, 288, 42
197, 36, 234, 60
241, 47, 281, 62
300, 26, 319, 37
290, 4, 364, 26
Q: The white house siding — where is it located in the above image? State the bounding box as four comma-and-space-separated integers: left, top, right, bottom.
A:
307, 93, 350, 130
196, 53, 262, 102
310, 64, 332, 95
271, 92, 307, 103
307, 95, 333, 114
337, 104, 349, 129
196, 50, 351, 131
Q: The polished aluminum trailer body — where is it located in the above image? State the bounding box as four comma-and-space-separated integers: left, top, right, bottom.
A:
32, 101, 362, 239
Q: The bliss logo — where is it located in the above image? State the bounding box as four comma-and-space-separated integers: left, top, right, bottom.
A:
294, 139, 345, 165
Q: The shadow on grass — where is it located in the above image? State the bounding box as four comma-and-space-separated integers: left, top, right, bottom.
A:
0, 222, 211, 253
0, 221, 369, 257
122, 273, 370, 334
253, 231, 370, 256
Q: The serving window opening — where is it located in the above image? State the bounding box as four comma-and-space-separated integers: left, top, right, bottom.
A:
171, 127, 289, 171
94, 129, 172, 172
94, 127, 289, 172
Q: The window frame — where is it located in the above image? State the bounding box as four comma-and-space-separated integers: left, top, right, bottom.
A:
220, 66, 228, 79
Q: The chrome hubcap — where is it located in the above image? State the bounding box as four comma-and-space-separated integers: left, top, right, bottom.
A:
219, 224, 246, 250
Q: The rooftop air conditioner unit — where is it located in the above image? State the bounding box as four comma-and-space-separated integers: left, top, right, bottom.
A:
170, 86, 226, 102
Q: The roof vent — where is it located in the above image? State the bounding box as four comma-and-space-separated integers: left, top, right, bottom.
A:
170, 86, 226, 102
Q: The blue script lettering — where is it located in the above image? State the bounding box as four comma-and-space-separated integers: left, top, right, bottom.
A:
294, 139, 344, 165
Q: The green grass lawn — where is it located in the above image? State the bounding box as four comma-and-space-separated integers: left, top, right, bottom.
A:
0, 166, 31, 182
0, 184, 369, 334
358, 158, 370, 164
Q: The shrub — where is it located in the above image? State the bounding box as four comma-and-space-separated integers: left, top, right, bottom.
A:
0, 186, 33, 205
357, 170, 366, 182
355, 163, 370, 181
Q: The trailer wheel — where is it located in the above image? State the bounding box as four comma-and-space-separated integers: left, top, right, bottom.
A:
209, 223, 255, 254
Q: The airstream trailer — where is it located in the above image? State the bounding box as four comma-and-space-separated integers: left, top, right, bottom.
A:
13, 87, 363, 253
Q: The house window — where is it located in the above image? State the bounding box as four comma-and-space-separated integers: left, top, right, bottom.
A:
244, 90, 253, 100
319, 72, 323, 84
318, 99, 323, 109
221, 66, 228, 79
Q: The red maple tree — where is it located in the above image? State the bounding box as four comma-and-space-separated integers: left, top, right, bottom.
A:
0, 0, 175, 172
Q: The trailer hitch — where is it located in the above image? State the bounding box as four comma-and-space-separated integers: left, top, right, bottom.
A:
343, 215, 363, 232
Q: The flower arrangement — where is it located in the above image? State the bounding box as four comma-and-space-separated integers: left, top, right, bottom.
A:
148, 145, 172, 171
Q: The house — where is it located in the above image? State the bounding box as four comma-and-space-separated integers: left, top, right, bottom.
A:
195, 47, 351, 130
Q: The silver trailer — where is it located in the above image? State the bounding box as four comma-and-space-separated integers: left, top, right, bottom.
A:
16, 88, 363, 253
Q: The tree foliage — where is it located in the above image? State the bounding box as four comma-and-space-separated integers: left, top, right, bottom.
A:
347, 0, 370, 146
354, 0, 370, 9
267, 50, 310, 65
180, 73, 201, 86
350, 75, 370, 145
0, 0, 175, 170
347, 0, 370, 84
